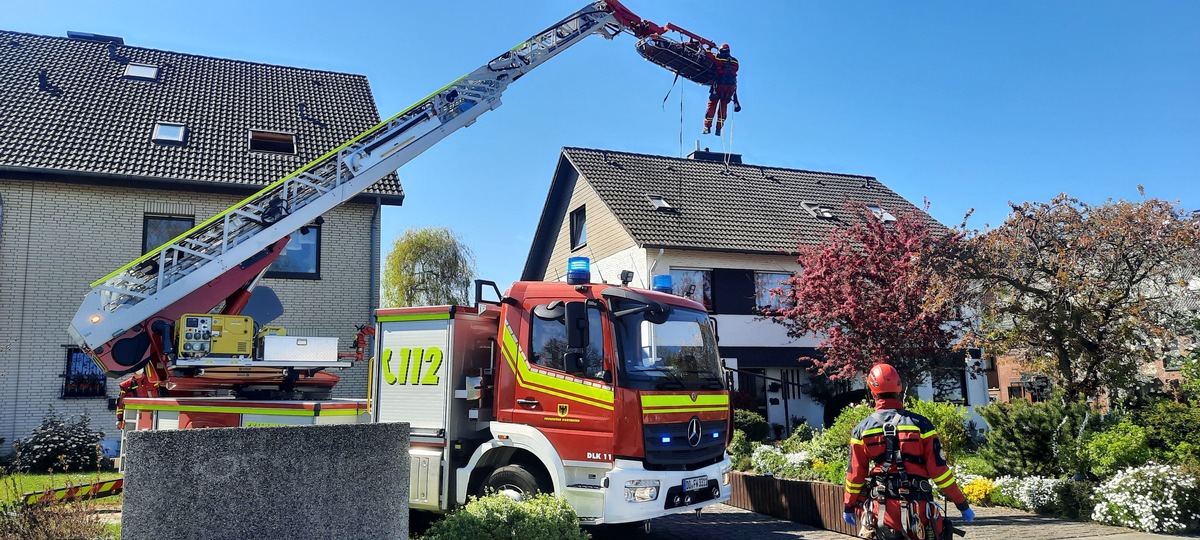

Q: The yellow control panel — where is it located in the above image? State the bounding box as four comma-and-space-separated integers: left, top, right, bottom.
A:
177, 314, 254, 358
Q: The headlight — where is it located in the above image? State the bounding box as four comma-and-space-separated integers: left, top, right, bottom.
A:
624, 479, 660, 503
721, 464, 731, 486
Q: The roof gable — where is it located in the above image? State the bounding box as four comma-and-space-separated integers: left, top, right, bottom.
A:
0, 30, 401, 201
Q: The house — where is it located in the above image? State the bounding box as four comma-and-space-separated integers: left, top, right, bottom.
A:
522, 147, 988, 433
0, 30, 403, 451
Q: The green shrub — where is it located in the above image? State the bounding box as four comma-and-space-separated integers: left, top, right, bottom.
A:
1130, 399, 1200, 467
1052, 479, 1097, 521
954, 453, 998, 478
815, 459, 847, 484
420, 493, 587, 540
1082, 421, 1151, 478
1092, 464, 1200, 534
14, 410, 105, 473
808, 402, 873, 465
906, 399, 969, 462
727, 430, 754, 466
977, 399, 1089, 477
734, 409, 770, 442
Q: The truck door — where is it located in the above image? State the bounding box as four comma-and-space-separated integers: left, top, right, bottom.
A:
502, 299, 615, 465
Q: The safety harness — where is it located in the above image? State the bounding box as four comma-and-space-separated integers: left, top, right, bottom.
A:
862, 411, 941, 540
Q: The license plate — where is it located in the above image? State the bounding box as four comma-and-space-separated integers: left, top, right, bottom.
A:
683, 475, 707, 492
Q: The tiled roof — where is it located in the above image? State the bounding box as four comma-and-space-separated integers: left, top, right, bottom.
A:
0, 30, 402, 202
561, 147, 945, 253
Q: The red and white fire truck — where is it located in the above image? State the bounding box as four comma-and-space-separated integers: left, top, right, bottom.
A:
67, 0, 732, 525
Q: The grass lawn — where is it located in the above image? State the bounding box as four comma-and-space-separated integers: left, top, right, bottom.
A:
1, 470, 122, 505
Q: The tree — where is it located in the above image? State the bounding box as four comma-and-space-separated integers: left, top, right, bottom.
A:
765, 203, 971, 390
959, 193, 1199, 402
382, 227, 476, 307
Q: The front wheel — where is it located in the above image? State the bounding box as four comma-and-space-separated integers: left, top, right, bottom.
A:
479, 464, 549, 501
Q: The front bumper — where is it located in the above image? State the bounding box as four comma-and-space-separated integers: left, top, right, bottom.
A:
585, 457, 731, 525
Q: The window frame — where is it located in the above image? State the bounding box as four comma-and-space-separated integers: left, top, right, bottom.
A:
60, 347, 107, 399
932, 367, 969, 405
143, 214, 195, 254
569, 206, 587, 251
152, 122, 187, 144
753, 271, 792, 311
528, 303, 607, 381
265, 224, 322, 280
248, 129, 297, 154
124, 63, 160, 81
669, 268, 713, 312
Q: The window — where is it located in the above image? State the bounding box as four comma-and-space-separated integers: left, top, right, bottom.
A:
754, 271, 791, 310
866, 204, 897, 222
569, 206, 586, 250
152, 122, 186, 144
801, 201, 835, 219
670, 268, 712, 311
647, 195, 673, 210
124, 63, 159, 80
529, 304, 605, 380
249, 130, 296, 154
266, 224, 320, 279
143, 215, 195, 254
933, 368, 968, 405
61, 348, 106, 399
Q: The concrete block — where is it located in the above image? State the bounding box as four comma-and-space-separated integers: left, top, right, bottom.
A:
123, 422, 409, 540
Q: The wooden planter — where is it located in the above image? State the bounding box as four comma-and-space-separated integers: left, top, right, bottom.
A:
727, 471, 859, 536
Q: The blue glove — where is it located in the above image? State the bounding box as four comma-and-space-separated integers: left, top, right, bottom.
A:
960, 507, 975, 523
843, 511, 857, 526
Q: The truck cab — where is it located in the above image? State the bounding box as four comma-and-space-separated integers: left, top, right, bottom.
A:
373, 263, 731, 525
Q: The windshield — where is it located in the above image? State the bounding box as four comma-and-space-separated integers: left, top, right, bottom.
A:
613, 302, 724, 391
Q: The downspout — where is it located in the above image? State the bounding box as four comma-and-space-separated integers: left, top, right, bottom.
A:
370, 197, 381, 319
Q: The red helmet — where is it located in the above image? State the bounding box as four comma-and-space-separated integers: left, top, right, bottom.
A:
720, 43, 730, 51
867, 364, 902, 395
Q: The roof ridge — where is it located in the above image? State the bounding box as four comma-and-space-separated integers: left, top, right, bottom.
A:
1, 29, 368, 79
561, 145, 877, 181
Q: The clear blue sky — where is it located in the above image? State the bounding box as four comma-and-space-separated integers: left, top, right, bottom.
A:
9, 1, 1199, 287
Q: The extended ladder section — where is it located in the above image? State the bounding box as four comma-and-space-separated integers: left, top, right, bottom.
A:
70, 2, 638, 375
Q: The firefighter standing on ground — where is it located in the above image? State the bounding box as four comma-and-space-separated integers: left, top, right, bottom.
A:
702, 43, 740, 135
843, 364, 975, 539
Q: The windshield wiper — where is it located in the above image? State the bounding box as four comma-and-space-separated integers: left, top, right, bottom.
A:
629, 367, 687, 390
679, 369, 725, 390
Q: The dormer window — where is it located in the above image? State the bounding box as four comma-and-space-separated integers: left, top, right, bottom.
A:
648, 195, 673, 210
801, 201, 835, 219
867, 204, 897, 222
152, 122, 186, 144
249, 130, 296, 154
124, 63, 159, 81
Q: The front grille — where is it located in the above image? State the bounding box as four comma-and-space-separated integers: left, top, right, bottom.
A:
642, 418, 726, 470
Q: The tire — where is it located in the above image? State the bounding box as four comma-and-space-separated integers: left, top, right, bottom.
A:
479, 464, 550, 501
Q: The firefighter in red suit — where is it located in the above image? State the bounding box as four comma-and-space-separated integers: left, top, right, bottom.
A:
702, 43, 740, 136
843, 364, 975, 539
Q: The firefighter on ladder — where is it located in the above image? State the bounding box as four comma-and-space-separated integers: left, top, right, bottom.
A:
702, 43, 740, 136
843, 364, 975, 539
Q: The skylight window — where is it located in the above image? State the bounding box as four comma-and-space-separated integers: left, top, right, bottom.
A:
124, 63, 159, 81
152, 122, 186, 144
249, 130, 296, 154
867, 204, 897, 222
648, 195, 673, 210
801, 201, 835, 219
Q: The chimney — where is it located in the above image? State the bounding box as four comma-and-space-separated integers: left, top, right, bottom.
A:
687, 147, 742, 164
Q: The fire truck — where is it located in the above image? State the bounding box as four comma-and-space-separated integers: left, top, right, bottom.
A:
67, 0, 732, 526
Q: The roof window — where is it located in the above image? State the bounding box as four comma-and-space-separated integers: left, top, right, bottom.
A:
801, 201, 835, 219
124, 63, 159, 81
867, 204, 897, 222
249, 130, 296, 154
648, 195, 674, 210
152, 122, 186, 144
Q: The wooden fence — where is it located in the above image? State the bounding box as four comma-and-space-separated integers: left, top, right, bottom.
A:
727, 471, 859, 536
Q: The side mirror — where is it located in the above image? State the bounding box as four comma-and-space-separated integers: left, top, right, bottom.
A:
644, 306, 670, 325
565, 301, 588, 349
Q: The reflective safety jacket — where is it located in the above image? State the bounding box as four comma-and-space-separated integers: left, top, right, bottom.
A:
843, 398, 968, 511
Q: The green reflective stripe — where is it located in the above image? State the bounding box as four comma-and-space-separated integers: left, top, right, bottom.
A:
641, 394, 729, 408
91, 74, 468, 287
123, 403, 365, 416
932, 470, 955, 486
846, 486, 862, 494
937, 477, 957, 489
643, 406, 729, 414
862, 428, 883, 437
500, 323, 614, 409
846, 480, 864, 489
850, 438, 864, 446
378, 313, 450, 322
921, 429, 938, 439
897, 425, 921, 431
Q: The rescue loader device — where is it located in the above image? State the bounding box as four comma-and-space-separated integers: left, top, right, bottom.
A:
66, 0, 732, 525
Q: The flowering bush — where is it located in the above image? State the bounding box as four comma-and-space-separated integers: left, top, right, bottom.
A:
750, 444, 813, 479
14, 410, 105, 473
1091, 463, 1200, 533
991, 475, 1062, 512
962, 477, 994, 506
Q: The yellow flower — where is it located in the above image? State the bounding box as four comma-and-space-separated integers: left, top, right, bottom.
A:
962, 477, 994, 506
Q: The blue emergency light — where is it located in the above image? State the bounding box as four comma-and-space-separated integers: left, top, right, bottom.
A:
652, 274, 673, 293
566, 257, 591, 285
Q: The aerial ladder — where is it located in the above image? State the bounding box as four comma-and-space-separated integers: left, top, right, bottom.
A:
67, 1, 724, 401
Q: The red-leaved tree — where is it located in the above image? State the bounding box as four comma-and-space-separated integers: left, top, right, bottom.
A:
765, 203, 971, 390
